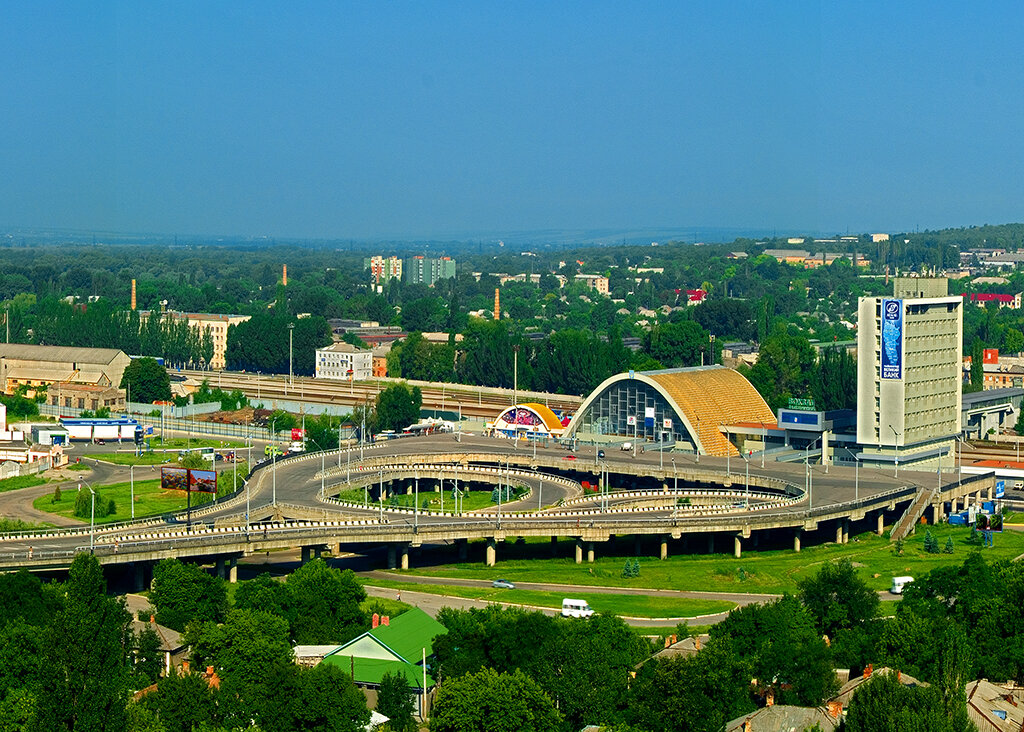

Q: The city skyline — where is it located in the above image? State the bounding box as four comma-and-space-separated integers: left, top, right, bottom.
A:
3, 2, 1023, 240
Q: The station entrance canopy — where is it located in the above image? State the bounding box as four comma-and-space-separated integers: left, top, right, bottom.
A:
564, 366, 775, 457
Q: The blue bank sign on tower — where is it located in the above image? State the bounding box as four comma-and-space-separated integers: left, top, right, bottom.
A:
881, 298, 903, 380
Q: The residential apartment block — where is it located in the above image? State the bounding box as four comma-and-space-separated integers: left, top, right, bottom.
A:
404, 256, 456, 287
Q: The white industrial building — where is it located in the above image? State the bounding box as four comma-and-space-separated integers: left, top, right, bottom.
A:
315, 342, 373, 381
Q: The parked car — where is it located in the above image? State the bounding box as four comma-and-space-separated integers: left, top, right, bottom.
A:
492, 579, 515, 589
562, 454, 577, 460
620, 442, 632, 451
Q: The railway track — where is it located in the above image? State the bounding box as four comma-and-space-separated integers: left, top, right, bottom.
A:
179, 369, 582, 418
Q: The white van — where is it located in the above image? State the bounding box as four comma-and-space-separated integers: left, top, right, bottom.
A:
890, 576, 914, 595
561, 598, 594, 618
620, 442, 633, 452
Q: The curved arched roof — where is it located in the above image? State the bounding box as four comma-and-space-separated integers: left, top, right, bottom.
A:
495, 402, 565, 433
566, 366, 775, 457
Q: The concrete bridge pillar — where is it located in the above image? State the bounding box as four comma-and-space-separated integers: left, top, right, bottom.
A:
635, 535, 643, 556
551, 536, 559, 557
835, 522, 844, 545
933, 503, 944, 523
575, 538, 584, 564
486, 538, 497, 567
987, 484, 994, 501
387, 545, 397, 570
301, 546, 312, 563
215, 558, 226, 580
457, 538, 468, 561
733, 534, 742, 559
842, 519, 850, 544
793, 530, 801, 553
400, 545, 410, 570
707, 534, 715, 554
228, 558, 238, 584
660, 535, 669, 560
133, 561, 150, 592
877, 512, 885, 536
586, 542, 595, 564
975, 490, 982, 506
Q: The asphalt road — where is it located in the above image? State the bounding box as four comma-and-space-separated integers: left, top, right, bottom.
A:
0, 433, 962, 561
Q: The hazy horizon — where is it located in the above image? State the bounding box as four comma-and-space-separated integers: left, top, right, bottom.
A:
4, 2, 1023, 240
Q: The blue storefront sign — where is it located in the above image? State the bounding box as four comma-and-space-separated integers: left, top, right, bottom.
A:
996, 480, 1006, 499
881, 298, 903, 380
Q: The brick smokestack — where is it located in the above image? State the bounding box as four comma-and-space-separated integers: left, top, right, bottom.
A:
283, 264, 288, 286
494, 288, 500, 320
131, 279, 137, 310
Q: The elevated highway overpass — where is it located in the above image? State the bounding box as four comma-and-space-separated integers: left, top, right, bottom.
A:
0, 435, 998, 583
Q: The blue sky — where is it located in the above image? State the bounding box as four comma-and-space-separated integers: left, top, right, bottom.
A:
2, 2, 1023, 240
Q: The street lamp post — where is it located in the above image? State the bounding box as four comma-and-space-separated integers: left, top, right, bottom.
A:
130, 465, 135, 520
890, 425, 901, 479
744, 453, 750, 509
80, 480, 97, 553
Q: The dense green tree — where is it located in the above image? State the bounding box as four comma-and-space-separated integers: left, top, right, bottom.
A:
375, 383, 422, 432
285, 558, 367, 644
692, 298, 755, 341
133, 625, 164, 688
390, 332, 456, 382
257, 661, 369, 732
628, 636, 754, 732
432, 606, 646, 730
430, 667, 561, 732
797, 558, 880, 639
456, 320, 530, 389
643, 320, 709, 367
150, 559, 228, 632
811, 346, 857, 411
120, 357, 171, 404
145, 668, 218, 732
710, 594, 837, 706
0, 570, 60, 628
184, 609, 293, 722
32, 553, 133, 732
843, 671, 972, 732
376, 671, 416, 732
742, 326, 817, 411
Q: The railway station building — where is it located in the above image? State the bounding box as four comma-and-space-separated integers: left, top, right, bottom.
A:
563, 366, 775, 457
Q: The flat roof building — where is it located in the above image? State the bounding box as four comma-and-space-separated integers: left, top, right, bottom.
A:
856, 278, 962, 469
315, 342, 372, 381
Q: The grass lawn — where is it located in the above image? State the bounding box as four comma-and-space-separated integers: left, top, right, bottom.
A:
62, 463, 92, 471
32, 479, 192, 523
150, 437, 246, 449
0, 475, 47, 492
361, 577, 734, 618
92, 452, 181, 466
394, 525, 1024, 595
335, 486, 526, 513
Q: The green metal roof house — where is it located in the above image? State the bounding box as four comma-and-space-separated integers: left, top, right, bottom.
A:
321, 608, 447, 719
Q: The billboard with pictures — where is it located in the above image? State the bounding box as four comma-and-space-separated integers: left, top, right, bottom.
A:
160, 467, 188, 492
189, 469, 217, 493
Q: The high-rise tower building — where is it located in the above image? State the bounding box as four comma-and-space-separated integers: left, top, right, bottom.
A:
856, 278, 962, 469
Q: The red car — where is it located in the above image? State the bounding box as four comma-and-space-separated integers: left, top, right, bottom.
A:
562, 454, 577, 460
